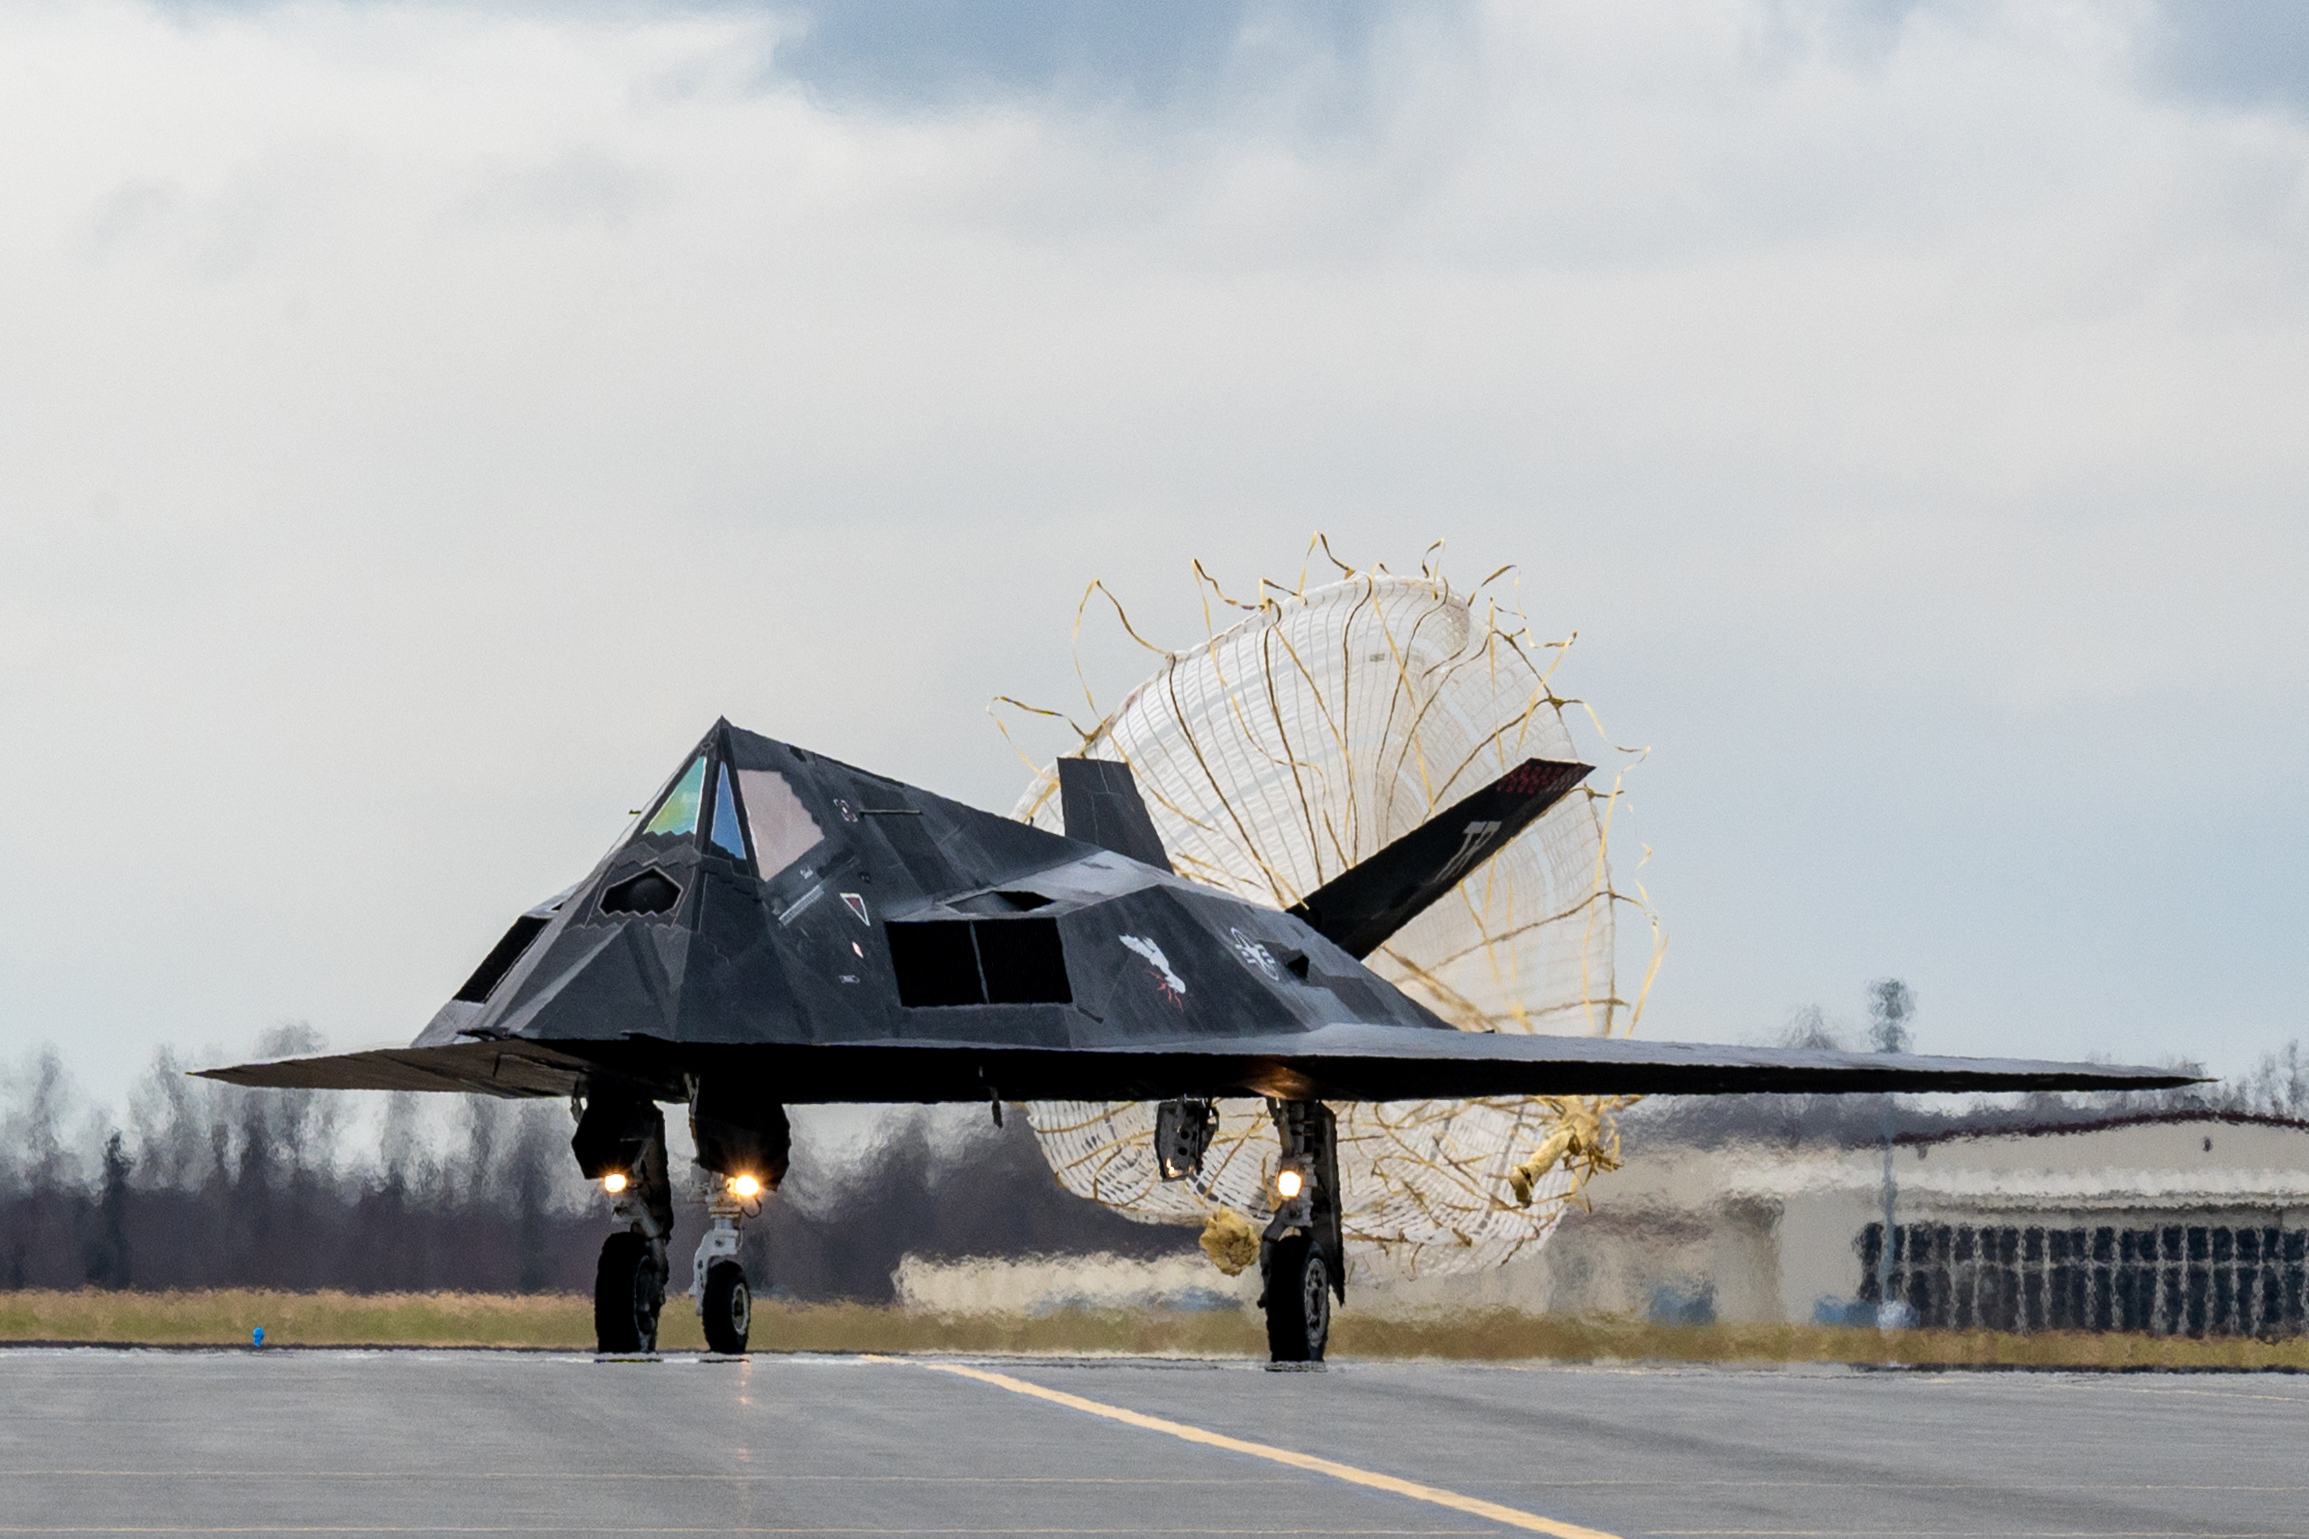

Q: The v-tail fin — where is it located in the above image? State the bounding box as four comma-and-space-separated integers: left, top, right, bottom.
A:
1287, 758, 1591, 958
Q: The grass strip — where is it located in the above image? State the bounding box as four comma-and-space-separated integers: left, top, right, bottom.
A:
1, 1290, 2304, 1369
1336, 1309, 2309, 1370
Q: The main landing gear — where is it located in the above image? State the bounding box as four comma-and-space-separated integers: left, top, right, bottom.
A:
573, 1093, 674, 1354
1257, 1099, 1344, 1363
1263, 1232, 1331, 1363
1155, 1095, 1345, 1365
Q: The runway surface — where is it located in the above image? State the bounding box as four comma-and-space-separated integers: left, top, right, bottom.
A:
0, 1348, 2302, 1537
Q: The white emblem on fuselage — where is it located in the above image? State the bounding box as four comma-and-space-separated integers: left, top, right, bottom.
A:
1119, 934, 1186, 1001
1227, 927, 1279, 980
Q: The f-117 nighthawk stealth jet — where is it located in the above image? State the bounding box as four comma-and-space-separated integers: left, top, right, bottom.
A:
209, 720, 2192, 1359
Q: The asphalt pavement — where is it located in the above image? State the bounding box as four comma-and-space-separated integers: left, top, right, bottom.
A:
0, 1348, 2300, 1537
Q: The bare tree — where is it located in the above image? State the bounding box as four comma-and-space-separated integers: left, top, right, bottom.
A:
378, 1093, 438, 1200
509, 1103, 563, 1293
3, 1047, 79, 1193
1778, 1005, 1845, 1050
128, 1048, 214, 1193
2236, 1040, 2307, 1119
84, 1132, 132, 1288
251, 1023, 342, 1185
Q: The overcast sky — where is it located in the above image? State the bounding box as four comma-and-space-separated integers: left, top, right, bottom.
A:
3, 0, 2305, 1107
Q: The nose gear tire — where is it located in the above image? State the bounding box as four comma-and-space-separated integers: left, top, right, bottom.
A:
702, 1260, 752, 1355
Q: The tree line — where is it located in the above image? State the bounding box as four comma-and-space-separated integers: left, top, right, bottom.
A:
4, 1019, 2299, 1296
0, 1027, 1187, 1298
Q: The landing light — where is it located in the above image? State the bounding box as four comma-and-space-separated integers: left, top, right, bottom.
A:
601, 1172, 628, 1194
728, 1174, 762, 1199
1275, 1167, 1304, 1199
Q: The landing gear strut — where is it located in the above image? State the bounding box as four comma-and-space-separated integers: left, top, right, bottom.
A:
1258, 1099, 1343, 1364
693, 1188, 753, 1356
686, 1083, 789, 1357
572, 1090, 673, 1354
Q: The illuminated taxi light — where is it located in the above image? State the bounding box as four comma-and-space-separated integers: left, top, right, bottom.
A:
1275, 1168, 1304, 1199
601, 1172, 628, 1194
728, 1174, 762, 1199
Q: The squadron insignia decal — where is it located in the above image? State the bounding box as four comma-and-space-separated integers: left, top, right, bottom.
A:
1228, 927, 1280, 980
1119, 933, 1186, 1003
1437, 820, 1503, 888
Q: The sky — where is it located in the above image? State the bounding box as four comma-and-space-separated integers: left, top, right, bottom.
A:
2, 0, 2306, 1109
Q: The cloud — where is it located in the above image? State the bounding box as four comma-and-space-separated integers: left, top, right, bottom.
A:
445, 145, 664, 230
765, 0, 1399, 116
2141, 0, 2309, 115
1, 0, 2306, 1109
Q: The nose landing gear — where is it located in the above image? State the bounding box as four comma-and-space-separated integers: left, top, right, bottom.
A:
686, 1083, 787, 1357
698, 1247, 752, 1356
691, 1182, 756, 1356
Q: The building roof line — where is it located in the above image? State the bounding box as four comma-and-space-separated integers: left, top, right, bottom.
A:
1893, 1108, 2309, 1148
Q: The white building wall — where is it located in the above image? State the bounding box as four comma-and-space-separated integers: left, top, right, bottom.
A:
1354, 1114, 2309, 1328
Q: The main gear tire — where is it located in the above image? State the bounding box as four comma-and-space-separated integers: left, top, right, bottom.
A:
1262, 1234, 1330, 1363
701, 1260, 752, 1355
595, 1232, 663, 1354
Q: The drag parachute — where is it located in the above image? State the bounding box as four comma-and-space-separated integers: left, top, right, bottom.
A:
1013, 563, 1658, 1281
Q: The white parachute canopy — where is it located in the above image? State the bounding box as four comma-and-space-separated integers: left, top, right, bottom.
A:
1011, 564, 1656, 1282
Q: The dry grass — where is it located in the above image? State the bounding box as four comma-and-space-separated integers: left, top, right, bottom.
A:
2, 1291, 2303, 1369
1334, 1309, 2309, 1370
0, 1291, 1263, 1355
0, 1290, 649, 1350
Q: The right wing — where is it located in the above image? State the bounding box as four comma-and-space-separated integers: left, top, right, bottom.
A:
199, 1040, 591, 1097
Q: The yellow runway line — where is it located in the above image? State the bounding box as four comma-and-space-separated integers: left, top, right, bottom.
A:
901, 1360, 1622, 1539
